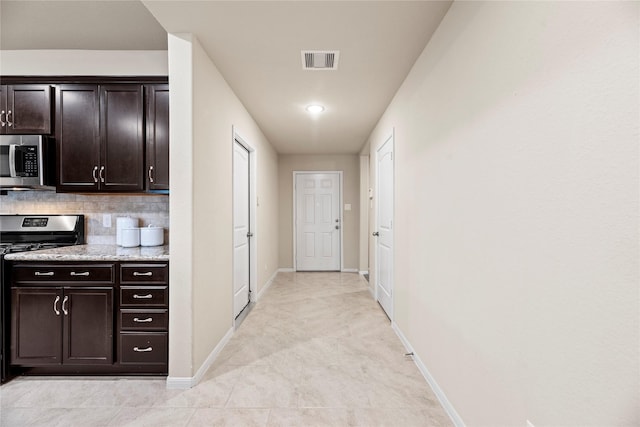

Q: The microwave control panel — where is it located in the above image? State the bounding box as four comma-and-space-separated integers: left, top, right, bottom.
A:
18, 146, 39, 177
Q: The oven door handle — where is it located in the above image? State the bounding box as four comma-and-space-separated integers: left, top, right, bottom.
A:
8, 145, 17, 177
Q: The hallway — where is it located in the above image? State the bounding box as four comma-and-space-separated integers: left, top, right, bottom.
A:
0, 272, 451, 426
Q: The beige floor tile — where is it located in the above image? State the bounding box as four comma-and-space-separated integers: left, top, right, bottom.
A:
187, 408, 270, 427
108, 407, 196, 426
351, 407, 453, 427
225, 364, 300, 408
297, 365, 371, 408
267, 408, 351, 426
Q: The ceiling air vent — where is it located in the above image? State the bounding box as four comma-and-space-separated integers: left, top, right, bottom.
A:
302, 50, 340, 70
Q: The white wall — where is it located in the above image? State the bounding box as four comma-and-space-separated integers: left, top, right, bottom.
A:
168, 34, 279, 378
0, 50, 167, 75
367, 2, 639, 425
278, 154, 360, 271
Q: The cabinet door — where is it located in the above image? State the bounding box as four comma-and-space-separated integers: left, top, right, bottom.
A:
5, 85, 52, 134
63, 287, 114, 365
145, 84, 169, 191
0, 85, 7, 132
11, 287, 63, 365
100, 85, 144, 192
56, 85, 100, 192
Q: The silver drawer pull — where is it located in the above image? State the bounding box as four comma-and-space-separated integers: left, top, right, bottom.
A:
133, 294, 153, 299
133, 317, 153, 323
133, 346, 153, 352
35, 271, 55, 276
70, 271, 90, 276
133, 272, 153, 277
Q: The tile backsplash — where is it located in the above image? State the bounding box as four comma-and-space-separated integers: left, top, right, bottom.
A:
0, 191, 169, 245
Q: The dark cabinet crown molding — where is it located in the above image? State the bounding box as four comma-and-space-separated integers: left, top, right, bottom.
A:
0, 76, 168, 85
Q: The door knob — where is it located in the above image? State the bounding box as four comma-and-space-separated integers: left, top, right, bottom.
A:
372, 231, 379, 236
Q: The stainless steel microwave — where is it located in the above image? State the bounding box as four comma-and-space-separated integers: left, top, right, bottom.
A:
0, 135, 54, 189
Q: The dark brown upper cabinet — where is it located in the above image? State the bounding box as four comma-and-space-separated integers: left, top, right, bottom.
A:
145, 84, 169, 191
56, 84, 144, 192
0, 85, 52, 134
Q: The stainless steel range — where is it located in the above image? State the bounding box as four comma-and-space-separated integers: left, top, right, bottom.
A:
0, 214, 85, 383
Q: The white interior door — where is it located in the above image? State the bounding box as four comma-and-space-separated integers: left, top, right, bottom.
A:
376, 134, 394, 319
233, 141, 250, 318
295, 172, 341, 271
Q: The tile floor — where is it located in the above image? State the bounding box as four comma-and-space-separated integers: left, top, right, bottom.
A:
0, 272, 452, 426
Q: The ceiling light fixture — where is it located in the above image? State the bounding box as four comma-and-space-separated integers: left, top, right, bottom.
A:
306, 105, 325, 114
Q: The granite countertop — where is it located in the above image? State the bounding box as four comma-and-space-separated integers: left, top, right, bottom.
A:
4, 244, 170, 262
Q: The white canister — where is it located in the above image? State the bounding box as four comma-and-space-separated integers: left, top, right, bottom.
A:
116, 217, 138, 246
121, 227, 140, 247
140, 225, 164, 247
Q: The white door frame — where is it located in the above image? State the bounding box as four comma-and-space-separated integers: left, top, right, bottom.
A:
293, 170, 344, 271
374, 129, 394, 320
232, 126, 257, 326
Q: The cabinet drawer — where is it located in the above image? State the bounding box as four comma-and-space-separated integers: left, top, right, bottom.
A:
119, 333, 167, 365
120, 264, 168, 285
120, 309, 168, 331
12, 264, 115, 284
120, 286, 167, 307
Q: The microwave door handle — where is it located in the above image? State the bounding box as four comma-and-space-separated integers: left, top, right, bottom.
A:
8, 145, 17, 177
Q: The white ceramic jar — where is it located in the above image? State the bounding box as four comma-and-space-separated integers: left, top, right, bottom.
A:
121, 227, 141, 247
116, 217, 138, 246
140, 226, 164, 247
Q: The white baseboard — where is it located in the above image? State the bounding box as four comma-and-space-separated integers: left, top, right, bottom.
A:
166, 326, 234, 390
257, 269, 279, 301
341, 268, 358, 273
278, 268, 295, 273
359, 270, 369, 275
391, 322, 465, 427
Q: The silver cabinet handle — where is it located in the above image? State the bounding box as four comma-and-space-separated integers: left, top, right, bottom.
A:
8, 145, 17, 177
133, 272, 153, 277
133, 317, 153, 323
133, 294, 153, 299
62, 295, 69, 315
0, 110, 5, 127
92, 166, 99, 183
7, 110, 12, 127
35, 271, 55, 276
133, 346, 153, 352
148, 166, 154, 183
372, 231, 379, 236
53, 295, 60, 315
99, 166, 105, 183
70, 271, 90, 276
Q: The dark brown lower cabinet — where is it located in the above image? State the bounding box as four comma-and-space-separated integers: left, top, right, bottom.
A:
11, 288, 62, 365
64, 288, 114, 364
9, 261, 168, 376
11, 287, 113, 366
